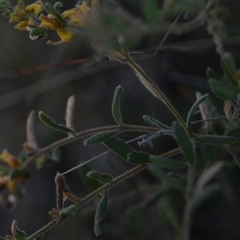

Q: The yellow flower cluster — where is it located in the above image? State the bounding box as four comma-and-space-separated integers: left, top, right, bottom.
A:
6, 0, 99, 44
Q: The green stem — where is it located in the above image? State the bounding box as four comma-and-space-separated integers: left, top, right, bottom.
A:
23, 124, 159, 167
110, 49, 190, 136
26, 146, 182, 240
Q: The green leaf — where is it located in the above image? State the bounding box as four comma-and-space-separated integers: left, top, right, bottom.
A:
186, 94, 208, 131
127, 188, 166, 213
38, 111, 76, 137
150, 155, 187, 170
209, 79, 239, 103
6, 236, 14, 240
206, 67, 223, 81
195, 134, 237, 143
103, 137, 135, 161
173, 122, 195, 164
143, 0, 159, 25
84, 131, 119, 145
149, 165, 185, 191
29, 28, 47, 40
59, 205, 77, 218
9, 169, 28, 181
142, 115, 170, 129
127, 151, 151, 164
87, 171, 113, 183
112, 86, 124, 125
44, 2, 67, 27
221, 52, 237, 86
160, 200, 181, 233
229, 149, 240, 169
79, 165, 100, 190
0, 237, 5, 240
94, 191, 109, 236
190, 184, 220, 214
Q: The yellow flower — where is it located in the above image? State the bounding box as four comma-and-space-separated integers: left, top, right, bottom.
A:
0, 150, 20, 168
61, 2, 90, 28
25, 0, 44, 16
9, 5, 27, 23
57, 28, 75, 42
39, 15, 62, 30
15, 20, 29, 30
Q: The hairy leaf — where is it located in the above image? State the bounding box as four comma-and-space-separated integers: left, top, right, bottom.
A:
112, 86, 124, 125
94, 191, 109, 236
87, 171, 113, 183
84, 130, 119, 145
142, 115, 170, 129
39, 111, 76, 137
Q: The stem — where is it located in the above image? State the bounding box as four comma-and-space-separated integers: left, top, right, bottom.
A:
26, 146, 182, 240
111, 49, 191, 136
23, 124, 159, 167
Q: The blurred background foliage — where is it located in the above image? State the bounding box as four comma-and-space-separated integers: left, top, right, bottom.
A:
1, 0, 240, 239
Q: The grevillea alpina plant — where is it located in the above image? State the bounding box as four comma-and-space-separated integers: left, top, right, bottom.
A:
0, 0, 240, 239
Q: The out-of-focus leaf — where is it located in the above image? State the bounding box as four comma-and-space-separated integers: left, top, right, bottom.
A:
112, 86, 124, 125
84, 131, 119, 145
149, 165, 185, 192
94, 191, 109, 236
209, 79, 239, 103
143, 0, 159, 25
194, 161, 225, 195
190, 184, 220, 214
160, 200, 181, 233
0, 165, 10, 174
221, 52, 237, 86
59, 205, 77, 218
186, 94, 208, 131
87, 171, 113, 183
9, 169, 28, 181
104, 137, 135, 161
38, 111, 76, 137
142, 115, 170, 129
173, 122, 195, 164
150, 155, 187, 170
229, 149, 240, 169
206, 67, 223, 81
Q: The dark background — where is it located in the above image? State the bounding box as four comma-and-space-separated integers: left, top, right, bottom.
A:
1, 0, 240, 239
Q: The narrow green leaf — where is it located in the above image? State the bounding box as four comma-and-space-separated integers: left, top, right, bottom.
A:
195, 134, 237, 143
29, 28, 47, 40
84, 131, 119, 145
143, 0, 159, 25
190, 184, 220, 214
0, 237, 5, 240
142, 115, 170, 129
44, 2, 67, 27
38, 111, 76, 137
53, 1, 62, 12
0, 165, 10, 174
103, 137, 135, 161
59, 205, 77, 218
9, 169, 28, 181
186, 94, 208, 131
229, 149, 240, 169
127, 151, 151, 164
173, 122, 195, 164
127, 188, 166, 213
221, 52, 237, 86
209, 79, 239, 103
206, 67, 223, 81
150, 155, 187, 170
112, 86, 124, 125
149, 166, 185, 192
94, 191, 109, 236
6, 236, 14, 240
87, 171, 113, 183
160, 200, 181, 233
